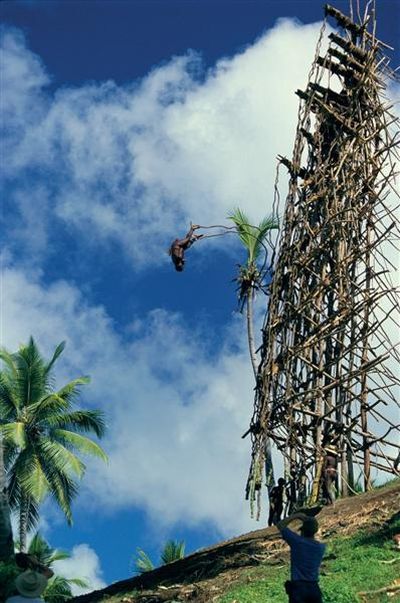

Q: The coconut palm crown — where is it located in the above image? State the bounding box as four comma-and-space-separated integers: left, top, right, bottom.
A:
0, 337, 107, 551
228, 207, 279, 268
27, 531, 89, 603
134, 539, 185, 574
228, 207, 279, 377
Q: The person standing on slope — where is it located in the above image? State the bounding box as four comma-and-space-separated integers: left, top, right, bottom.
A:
277, 511, 326, 603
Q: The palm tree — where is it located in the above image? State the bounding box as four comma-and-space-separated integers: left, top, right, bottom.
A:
0, 431, 14, 561
160, 539, 185, 565
228, 208, 279, 377
27, 532, 89, 603
134, 540, 185, 574
228, 208, 279, 491
134, 548, 155, 574
0, 337, 107, 551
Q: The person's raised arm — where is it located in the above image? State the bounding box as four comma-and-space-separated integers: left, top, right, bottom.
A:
277, 512, 309, 532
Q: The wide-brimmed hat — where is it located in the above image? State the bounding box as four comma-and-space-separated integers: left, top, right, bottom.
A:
15, 570, 47, 598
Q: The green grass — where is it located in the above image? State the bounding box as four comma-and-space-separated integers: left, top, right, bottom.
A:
75, 504, 400, 603
219, 514, 400, 603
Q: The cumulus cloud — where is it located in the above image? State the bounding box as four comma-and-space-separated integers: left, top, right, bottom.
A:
0, 26, 49, 131
1, 19, 326, 267
53, 543, 106, 595
1, 263, 258, 535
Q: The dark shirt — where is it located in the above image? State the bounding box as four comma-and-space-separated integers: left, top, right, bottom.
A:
270, 486, 284, 506
281, 527, 326, 581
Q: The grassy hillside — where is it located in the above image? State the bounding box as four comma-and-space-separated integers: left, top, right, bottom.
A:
217, 520, 400, 603
72, 480, 400, 603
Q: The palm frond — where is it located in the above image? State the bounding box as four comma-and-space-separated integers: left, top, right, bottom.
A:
25, 498, 40, 535
160, 540, 185, 565
0, 374, 18, 418
56, 377, 91, 406
7, 447, 38, 500
227, 208, 256, 254
47, 410, 106, 439
134, 548, 155, 574
52, 430, 108, 462
28, 532, 71, 566
23, 456, 50, 502
7, 448, 48, 510
0, 349, 19, 379
44, 575, 73, 603
10, 489, 40, 539
1, 422, 26, 449
2, 442, 19, 473
37, 439, 86, 478
44, 341, 66, 377
11, 440, 79, 522
258, 214, 280, 232
28, 532, 53, 564
252, 214, 279, 260
16, 339, 47, 406
228, 208, 263, 264
42, 468, 77, 525
28, 394, 70, 422
228, 207, 280, 264
67, 577, 89, 588
49, 550, 71, 563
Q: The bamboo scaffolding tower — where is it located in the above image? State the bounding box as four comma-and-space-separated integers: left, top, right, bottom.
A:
246, 2, 400, 518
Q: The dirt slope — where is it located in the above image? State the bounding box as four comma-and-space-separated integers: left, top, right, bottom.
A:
72, 480, 400, 603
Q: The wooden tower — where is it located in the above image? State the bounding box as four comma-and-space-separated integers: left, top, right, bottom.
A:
246, 3, 400, 518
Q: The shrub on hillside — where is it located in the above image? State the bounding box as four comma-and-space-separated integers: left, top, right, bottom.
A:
0, 560, 19, 599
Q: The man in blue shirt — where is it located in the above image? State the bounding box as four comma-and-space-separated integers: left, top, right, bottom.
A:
277, 511, 326, 603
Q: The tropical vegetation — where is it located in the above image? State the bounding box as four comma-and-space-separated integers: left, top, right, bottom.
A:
0, 532, 89, 602
0, 337, 107, 551
27, 531, 89, 603
0, 430, 13, 561
228, 208, 279, 378
134, 539, 185, 574
228, 208, 279, 491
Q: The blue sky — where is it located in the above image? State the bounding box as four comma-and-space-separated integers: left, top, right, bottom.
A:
1, 0, 399, 593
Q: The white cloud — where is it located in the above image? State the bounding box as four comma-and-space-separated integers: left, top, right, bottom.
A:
1, 263, 259, 536
1, 20, 326, 267
0, 27, 49, 131
53, 544, 106, 595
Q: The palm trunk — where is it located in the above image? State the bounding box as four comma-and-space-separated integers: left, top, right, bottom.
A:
246, 290, 275, 490
246, 291, 258, 379
19, 497, 28, 553
0, 433, 14, 561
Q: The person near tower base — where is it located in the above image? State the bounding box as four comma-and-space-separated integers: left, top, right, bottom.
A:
277, 511, 326, 603
268, 477, 286, 526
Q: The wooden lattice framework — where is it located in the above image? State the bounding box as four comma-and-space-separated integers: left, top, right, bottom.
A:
246, 2, 400, 518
